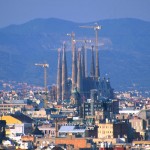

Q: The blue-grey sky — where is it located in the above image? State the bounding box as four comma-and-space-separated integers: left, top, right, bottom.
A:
0, 0, 150, 28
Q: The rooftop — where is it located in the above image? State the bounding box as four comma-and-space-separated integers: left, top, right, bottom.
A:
59, 125, 86, 133
10, 113, 33, 123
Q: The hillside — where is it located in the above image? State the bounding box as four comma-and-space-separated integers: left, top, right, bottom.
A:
0, 18, 150, 91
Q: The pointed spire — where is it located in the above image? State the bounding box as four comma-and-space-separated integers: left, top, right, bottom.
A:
77, 48, 83, 93
95, 27, 100, 78
81, 45, 85, 79
84, 41, 88, 78
57, 48, 62, 101
62, 42, 68, 100
90, 45, 95, 77
72, 40, 77, 91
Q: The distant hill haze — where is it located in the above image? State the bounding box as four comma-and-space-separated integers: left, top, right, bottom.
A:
0, 18, 150, 91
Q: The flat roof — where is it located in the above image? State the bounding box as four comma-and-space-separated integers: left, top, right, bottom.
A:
59, 126, 85, 133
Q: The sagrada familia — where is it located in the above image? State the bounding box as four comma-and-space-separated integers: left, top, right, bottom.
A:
56, 31, 114, 103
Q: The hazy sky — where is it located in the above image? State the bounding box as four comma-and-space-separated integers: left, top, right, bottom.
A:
0, 0, 150, 28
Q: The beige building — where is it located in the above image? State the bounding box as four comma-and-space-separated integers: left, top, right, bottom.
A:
32, 108, 47, 119
98, 122, 113, 139
97, 121, 131, 142
0, 100, 26, 114
129, 116, 146, 132
129, 116, 146, 139
137, 109, 150, 130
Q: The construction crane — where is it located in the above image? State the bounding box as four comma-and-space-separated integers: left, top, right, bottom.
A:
79, 23, 101, 46
67, 32, 93, 77
35, 63, 49, 108
80, 23, 102, 78
67, 32, 75, 47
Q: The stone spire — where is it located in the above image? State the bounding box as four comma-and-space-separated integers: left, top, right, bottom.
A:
81, 45, 85, 79
77, 48, 83, 93
57, 48, 62, 101
90, 45, 95, 77
62, 42, 68, 100
72, 39, 77, 91
95, 27, 100, 78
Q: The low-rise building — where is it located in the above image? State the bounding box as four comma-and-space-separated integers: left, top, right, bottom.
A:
32, 108, 47, 119
132, 140, 150, 149
38, 124, 56, 137
0, 100, 27, 114
129, 116, 147, 140
137, 109, 150, 130
55, 135, 92, 149
97, 121, 132, 142
58, 125, 87, 138
2, 113, 33, 136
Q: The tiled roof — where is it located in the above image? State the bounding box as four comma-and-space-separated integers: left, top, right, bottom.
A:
32, 126, 44, 135
10, 113, 33, 123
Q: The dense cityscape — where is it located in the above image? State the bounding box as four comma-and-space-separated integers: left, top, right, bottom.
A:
0, 21, 150, 150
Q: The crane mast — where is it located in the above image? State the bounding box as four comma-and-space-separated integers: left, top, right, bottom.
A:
35, 63, 49, 108
80, 23, 102, 78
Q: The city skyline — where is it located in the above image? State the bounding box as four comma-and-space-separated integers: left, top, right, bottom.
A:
0, 1, 150, 147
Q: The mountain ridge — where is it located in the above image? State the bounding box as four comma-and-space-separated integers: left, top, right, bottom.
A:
0, 18, 150, 91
